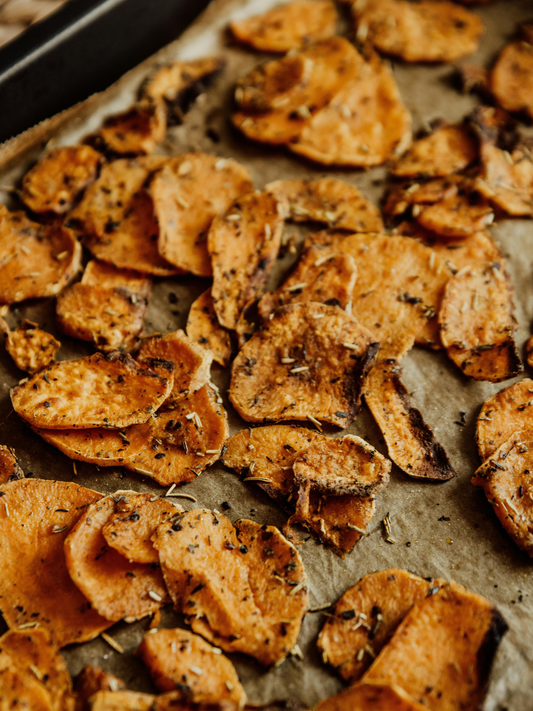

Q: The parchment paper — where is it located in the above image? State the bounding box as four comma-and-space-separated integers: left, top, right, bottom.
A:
0, 0, 532, 708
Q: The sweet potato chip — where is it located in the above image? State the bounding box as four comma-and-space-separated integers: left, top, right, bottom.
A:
235, 54, 313, 113
229, 302, 379, 427
90, 690, 157, 711
353, 0, 484, 63
0, 207, 81, 305
137, 330, 212, 404
12, 351, 173, 430
415, 193, 494, 239
0, 444, 23, 484
365, 362, 456, 481
64, 491, 169, 622
150, 153, 253, 276
476, 142, 533, 217
318, 568, 443, 682
153, 510, 308, 666
383, 176, 461, 219
439, 261, 522, 382
0, 651, 55, 711
141, 57, 225, 106
0, 478, 111, 646
137, 628, 246, 706
209, 191, 285, 330
392, 124, 478, 178
102, 493, 179, 563
527, 336, 533, 368
82, 260, 151, 297
99, 102, 167, 155
315, 681, 428, 711
257, 246, 357, 320
491, 36, 533, 120
75, 666, 125, 711
230, 0, 337, 52
186, 289, 232, 367
265, 177, 384, 233
34, 425, 139, 467
363, 581, 508, 711
5, 320, 60, 373
21, 145, 102, 215
288, 50, 411, 167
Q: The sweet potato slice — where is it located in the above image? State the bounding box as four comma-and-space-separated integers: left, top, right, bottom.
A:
365, 362, 456, 481
11, 351, 173, 430
150, 153, 253, 276
229, 302, 379, 427
5, 320, 60, 373
363, 581, 508, 711
102, 493, 178, 563
0, 654, 55, 711
34, 425, 141, 467
186, 290, 232, 367
141, 57, 225, 106
209, 191, 285, 330
64, 491, 169, 622
153, 510, 308, 666
89, 690, 157, 711
0, 207, 81, 305
491, 37, 533, 120
353, 0, 484, 63
137, 330, 212, 404
265, 177, 384, 233
257, 246, 357, 320
439, 261, 522, 382
21, 145, 102, 215
476, 379, 533, 461
315, 681, 428, 711
230, 0, 337, 52
75, 667, 125, 711
82, 260, 151, 297
0, 478, 111, 646
0, 445, 23, 484
476, 142, 533, 217
137, 628, 246, 706
392, 124, 478, 178
383, 177, 461, 219
415, 193, 494, 239
99, 102, 167, 155
288, 51, 411, 167
318, 569, 443, 682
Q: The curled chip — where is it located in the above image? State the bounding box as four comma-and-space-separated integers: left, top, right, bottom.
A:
491, 30, 533, 120
230, 0, 337, 52
229, 302, 379, 428
5, 320, 60, 373
0, 445, 23, 484
318, 568, 443, 683
21, 145, 102, 215
102, 493, 179, 564
75, 666, 125, 711
476, 379, 533, 462
150, 153, 253, 276
137, 330, 213, 403
141, 56, 225, 106
439, 261, 522, 382
153, 509, 308, 666
315, 681, 428, 711
415, 192, 494, 239
209, 191, 285, 330
69, 157, 179, 276
365, 362, 455, 481
476, 142, 533, 217
392, 124, 478, 178
384, 176, 461, 219
265, 177, 384, 233
137, 628, 246, 706
363, 581, 508, 710
64, 491, 169, 622
257, 246, 357, 321
353, 0, 483, 63
99, 102, 167, 155
0, 207, 81, 305
12, 351, 173, 430
472, 431, 533, 556
288, 50, 411, 167
186, 289, 232, 367
0, 478, 111, 646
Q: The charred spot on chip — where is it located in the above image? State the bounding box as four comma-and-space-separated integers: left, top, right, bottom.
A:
99, 102, 167, 155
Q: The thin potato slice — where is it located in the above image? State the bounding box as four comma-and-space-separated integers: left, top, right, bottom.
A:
153, 510, 308, 666
90, 690, 156, 711
229, 302, 379, 428
150, 153, 253, 276
0, 478, 111, 647
265, 177, 384, 233
0, 653, 55, 711
288, 51, 411, 167
315, 681, 428, 711
353, 0, 484, 63
75, 666, 125, 711
0, 207, 81, 305
82, 260, 151, 298
257, 246, 357, 320
363, 581, 508, 711
472, 431, 533, 556
11, 351, 173, 430
34, 425, 140, 467
415, 193, 494, 239
186, 289, 232, 367
230, 0, 337, 52
0, 445, 23, 484
365, 362, 456, 481
235, 54, 313, 113
21, 145, 102, 215
141, 57, 225, 105
137, 628, 246, 706
209, 191, 285, 330
491, 37, 533, 120
392, 124, 478, 178
5, 320, 60, 373
439, 261, 522, 382
383, 177, 461, 219
318, 569, 442, 683
64, 491, 169, 622
476, 142, 533, 217
99, 103, 167, 155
